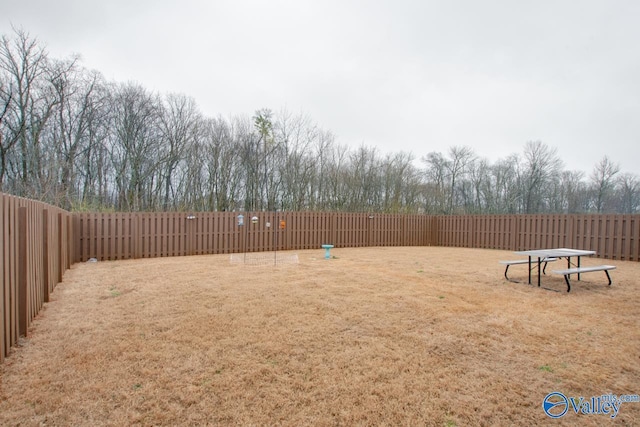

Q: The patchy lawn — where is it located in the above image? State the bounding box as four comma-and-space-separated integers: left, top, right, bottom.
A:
1, 247, 639, 426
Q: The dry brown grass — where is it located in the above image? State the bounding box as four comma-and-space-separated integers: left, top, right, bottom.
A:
1, 247, 639, 426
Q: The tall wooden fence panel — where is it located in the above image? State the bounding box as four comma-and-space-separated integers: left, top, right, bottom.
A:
76, 212, 640, 263
190, 212, 239, 255
571, 214, 640, 261
436, 214, 640, 261
74, 211, 437, 261
1, 193, 17, 363
0, 193, 73, 363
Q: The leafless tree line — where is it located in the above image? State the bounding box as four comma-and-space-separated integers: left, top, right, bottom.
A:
1, 29, 639, 214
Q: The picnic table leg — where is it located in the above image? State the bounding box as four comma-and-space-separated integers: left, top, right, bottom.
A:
537, 257, 542, 287
605, 270, 612, 286
577, 256, 581, 281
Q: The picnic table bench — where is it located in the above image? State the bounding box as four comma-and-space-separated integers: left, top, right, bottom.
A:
551, 265, 616, 292
499, 257, 557, 281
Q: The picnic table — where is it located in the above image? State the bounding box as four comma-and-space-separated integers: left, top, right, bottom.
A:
512, 248, 607, 291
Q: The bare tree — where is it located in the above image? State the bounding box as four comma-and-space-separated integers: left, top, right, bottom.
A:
0, 78, 20, 190
237, 114, 260, 211
157, 93, 200, 210
77, 74, 112, 209
273, 110, 319, 211
201, 116, 244, 211
444, 146, 475, 214
616, 173, 640, 214
0, 28, 55, 197
323, 143, 350, 211
108, 82, 162, 211
345, 145, 381, 211
590, 156, 620, 213
422, 151, 448, 214
557, 170, 587, 213
47, 57, 112, 209
489, 155, 520, 213
313, 129, 336, 210
381, 151, 418, 213
519, 141, 563, 213
465, 158, 490, 213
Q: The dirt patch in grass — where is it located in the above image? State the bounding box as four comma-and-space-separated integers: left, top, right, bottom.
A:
1, 247, 639, 426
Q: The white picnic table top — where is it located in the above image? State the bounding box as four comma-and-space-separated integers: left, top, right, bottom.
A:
514, 248, 596, 258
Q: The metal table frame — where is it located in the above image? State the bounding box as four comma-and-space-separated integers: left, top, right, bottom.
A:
514, 248, 596, 287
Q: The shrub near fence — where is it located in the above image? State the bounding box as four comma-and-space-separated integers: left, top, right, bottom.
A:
0, 193, 73, 363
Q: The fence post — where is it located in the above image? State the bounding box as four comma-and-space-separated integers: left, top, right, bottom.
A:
402, 215, 407, 246
187, 213, 195, 256
512, 216, 519, 251
0, 194, 5, 363
332, 213, 337, 247
66, 215, 72, 268
42, 209, 49, 303
18, 207, 27, 337
135, 213, 142, 259
57, 213, 64, 283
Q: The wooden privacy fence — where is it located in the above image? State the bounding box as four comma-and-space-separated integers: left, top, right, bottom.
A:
436, 214, 640, 261
74, 212, 640, 262
3, 202, 640, 364
0, 193, 74, 363
73, 212, 438, 261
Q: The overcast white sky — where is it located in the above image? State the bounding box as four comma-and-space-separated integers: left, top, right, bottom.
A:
2, 0, 639, 176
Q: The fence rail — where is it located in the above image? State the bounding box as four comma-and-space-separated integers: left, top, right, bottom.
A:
2, 193, 640, 364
